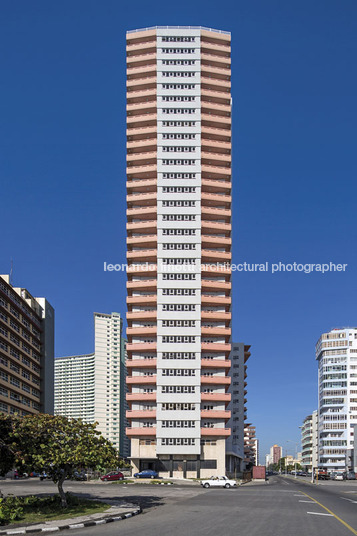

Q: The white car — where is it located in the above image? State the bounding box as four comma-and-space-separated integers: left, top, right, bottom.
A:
201, 476, 237, 488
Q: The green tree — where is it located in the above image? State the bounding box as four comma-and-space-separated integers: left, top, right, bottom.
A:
0, 414, 15, 478
8, 414, 120, 507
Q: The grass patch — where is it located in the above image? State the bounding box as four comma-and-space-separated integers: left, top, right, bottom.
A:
6, 495, 110, 526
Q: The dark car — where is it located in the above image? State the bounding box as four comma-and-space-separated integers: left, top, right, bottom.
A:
100, 471, 124, 482
133, 469, 158, 479
346, 472, 356, 480
72, 471, 87, 481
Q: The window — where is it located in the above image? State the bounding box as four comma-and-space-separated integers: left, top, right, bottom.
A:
162, 288, 196, 296
162, 83, 195, 89
162, 121, 196, 127
162, 368, 196, 376
162, 304, 196, 312
162, 319, 195, 327
162, 352, 195, 359
162, 159, 195, 166
162, 243, 196, 250
162, 386, 195, 394
162, 214, 196, 221
162, 146, 195, 153
162, 200, 195, 207
162, 230, 196, 238
162, 335, 196, 343
162, 60, 195, 66
161, 438, 195, 446
162, 186, 196, 193
161, 420, 195, 427
161, 36, 195, 42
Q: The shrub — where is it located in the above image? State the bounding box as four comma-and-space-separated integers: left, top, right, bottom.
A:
0, 495, 23, 525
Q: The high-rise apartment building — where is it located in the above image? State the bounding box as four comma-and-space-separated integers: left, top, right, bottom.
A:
316, 328, 357, 471
0, 274, 54, 416
226, 343, 250, 474
126, 26, 232, 477
301, 411, 318, 472
54, 353, 95, 422
244, 424, 258, 467
55, 312, 129, 457
269, 444, 282, 465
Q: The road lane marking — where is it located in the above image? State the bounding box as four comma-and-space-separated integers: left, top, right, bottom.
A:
307, 512, 333, 516
299, 500, 315, 503
340, 497, 357, 504
300, 491, 357, 535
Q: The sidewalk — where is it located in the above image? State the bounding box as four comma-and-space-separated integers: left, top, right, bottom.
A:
0, 502, 141, 535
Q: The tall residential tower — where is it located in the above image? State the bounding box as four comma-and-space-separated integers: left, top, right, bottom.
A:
316, 328, 357, 472
55, 312, 129, 458
126, 26, 232, 477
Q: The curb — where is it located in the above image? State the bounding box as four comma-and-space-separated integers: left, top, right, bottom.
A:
0, 507, 141, 535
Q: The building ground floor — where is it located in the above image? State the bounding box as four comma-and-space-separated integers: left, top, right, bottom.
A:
130, 438, 226, 478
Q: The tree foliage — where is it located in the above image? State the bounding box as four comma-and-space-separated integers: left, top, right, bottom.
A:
0, 415, 15, 477
1, 414, 120, 507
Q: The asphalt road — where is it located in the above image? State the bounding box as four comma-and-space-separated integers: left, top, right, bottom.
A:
1, 475, 356, 536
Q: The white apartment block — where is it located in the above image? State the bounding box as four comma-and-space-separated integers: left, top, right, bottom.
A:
54, 312, 129, 458
301, 410, 318, 472
226, 343, 250, 474
54, 353, 95, 422
316, 328, 357, 471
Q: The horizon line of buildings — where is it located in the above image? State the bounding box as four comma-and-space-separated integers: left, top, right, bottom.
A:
0, 272, 258, 473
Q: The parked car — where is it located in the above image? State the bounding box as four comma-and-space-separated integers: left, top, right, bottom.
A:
71, 471, 87, 481
133, 470, 158, 479
314, 470, 330, 480
346, 472, 356, 480
100, 471, 124, 482
13, 470, 28, 479
333, 472, 346, 481
201, 476, 237, 489
39, 471, 50, 481
297, 471, 307, 477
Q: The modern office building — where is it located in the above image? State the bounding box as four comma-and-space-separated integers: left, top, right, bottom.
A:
226, 343, 250, 474
54, 312, 129, 457
126, 26, 232, 477
316, 328, 357, 471
301, 411, 318, 472
0, 274, 54, 416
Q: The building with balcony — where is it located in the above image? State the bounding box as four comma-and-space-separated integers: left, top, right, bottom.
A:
225, 343, 250, 475
54, 312, 129, 457
0, 274, 54, 416
126, 26, 232, 478
316, 328, 357, 471
244, 424, 258, 467
301, 411, 318, 472
268, 444, 282, 466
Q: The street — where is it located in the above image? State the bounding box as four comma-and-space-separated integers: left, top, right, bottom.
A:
1, 475, 356, 536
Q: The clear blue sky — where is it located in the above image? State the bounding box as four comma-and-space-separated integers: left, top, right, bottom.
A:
1, 0, 356, 460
